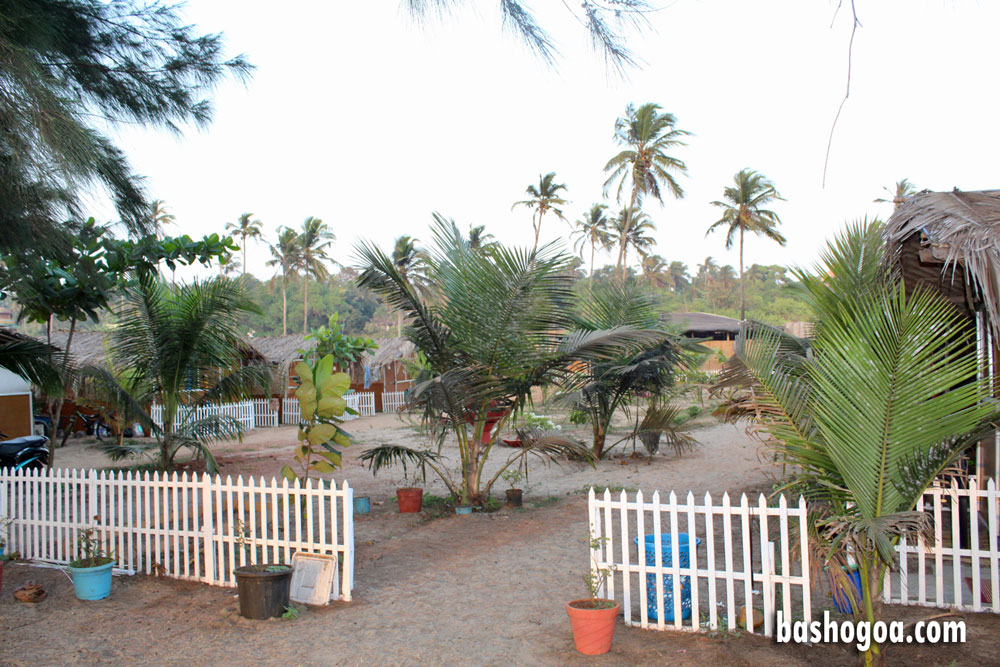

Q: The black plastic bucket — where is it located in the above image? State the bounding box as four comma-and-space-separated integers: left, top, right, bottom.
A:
233, 565, 293, 619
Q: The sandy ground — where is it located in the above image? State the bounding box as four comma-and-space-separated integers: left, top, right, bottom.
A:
4, 414, 999, 665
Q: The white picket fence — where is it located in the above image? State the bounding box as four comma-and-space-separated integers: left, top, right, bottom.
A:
150, 400, 257, 432
0, 467, 355, 601
382, 390, 407, 413
588, 488, 811, 636
280, 393, 375, 424
251, 398, 279, 428
884, 477, 1000, 613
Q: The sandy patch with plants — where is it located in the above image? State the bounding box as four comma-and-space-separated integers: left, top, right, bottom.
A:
4, 415, 998, 665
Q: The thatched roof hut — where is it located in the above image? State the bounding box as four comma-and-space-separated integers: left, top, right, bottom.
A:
245, 334, 310, 368
670, 312, 741, 340
884, 188, 1000, 335
44, 330, 266, 366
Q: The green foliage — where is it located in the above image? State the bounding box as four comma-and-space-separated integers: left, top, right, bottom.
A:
70, 522, 114, 569
280, 354, 353, 485
301, 313, 377, 369
282, 605, 302, 620
359, 444, 441, 485
0, 0, 250, 259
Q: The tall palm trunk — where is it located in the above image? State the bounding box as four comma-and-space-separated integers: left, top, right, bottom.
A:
618, 185, 640, 280
739, 224, 746, 321
589, 242, 596, 293
242, 241, 247, 276
396, 310, 402, 337
531, 211, 542, 255
281, 274, 288, 336
303, 277, 309, 333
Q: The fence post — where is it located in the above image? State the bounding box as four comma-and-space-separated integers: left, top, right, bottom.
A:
201, 473, 216, 584
88, 468, 98, 525
343, 480, 354, 601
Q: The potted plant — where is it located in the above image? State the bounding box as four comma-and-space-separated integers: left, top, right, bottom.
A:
0, 516, 11, 591
360, 445, 441, 514
68, 521, 115, 601
501, 468, 524, 507
232, 519, 293, 619
566, 537, 619, 655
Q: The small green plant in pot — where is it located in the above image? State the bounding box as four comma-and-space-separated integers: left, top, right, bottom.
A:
565, 536, 619, 655
68, 520, 115, 601
359, 445, 441, 514
501, 468, 525, 507
232, 519, 293, 619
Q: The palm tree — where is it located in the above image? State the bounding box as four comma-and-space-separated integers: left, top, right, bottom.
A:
266, 227, 301, 335
150, 199, 175, 237
874, 178, 918, 210
640, 254, 669, 289
603, 103, 689, 279
706, 169, 787, 321
667, 261, 690, 295
571, 204, 612, 292
467, 225, 496, 252
298, 216, 335, 332
356, 216, 655, 504
391, 235, 427, 336
111, 276, 271, 471
716, 220, 997, 664
512, 172, 569, 254
610, 208, 655, 274
225, 212, 263, 275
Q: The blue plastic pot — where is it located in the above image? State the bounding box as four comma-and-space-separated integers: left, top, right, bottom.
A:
832, 568, 863, 614
633, 533, 701, 621
455, 506, 474, 515
354, 496, 371, 514
69, 560, 114, 600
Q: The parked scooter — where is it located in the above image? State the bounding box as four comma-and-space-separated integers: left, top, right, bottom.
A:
0, 430, 50, 471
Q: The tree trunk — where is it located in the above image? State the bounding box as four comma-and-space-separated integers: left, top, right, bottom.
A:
739, 224, 746, 321
242, 241, 247, 276
47, 317, 77, 469
531, 210, 542, 256
396, 310, 402, 337
618, 185, 640, 280
303, 276, 309, 333
589, 242, 596, 293
281, 276, 287, 336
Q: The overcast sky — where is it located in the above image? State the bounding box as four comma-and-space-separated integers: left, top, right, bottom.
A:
103, 0, 999, 282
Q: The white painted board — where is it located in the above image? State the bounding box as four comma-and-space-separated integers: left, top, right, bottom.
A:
289, 552, 339, 605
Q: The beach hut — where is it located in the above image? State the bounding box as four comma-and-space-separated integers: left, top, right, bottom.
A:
884, 188, 1000, 485
670, 312, 742, 371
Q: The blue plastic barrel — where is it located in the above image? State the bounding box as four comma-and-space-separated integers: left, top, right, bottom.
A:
69, 561, 114, 600
353, 496, 371, 514
832, 567, 863, 614
633, 533, 701, 621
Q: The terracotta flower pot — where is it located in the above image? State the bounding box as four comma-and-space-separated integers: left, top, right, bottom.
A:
397, 487, 423, 513
566, 599, 620, 655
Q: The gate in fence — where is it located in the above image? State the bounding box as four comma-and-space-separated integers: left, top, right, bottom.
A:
0, 467, 355, 601
381, 390, 406, 413
588, 488, 811, 636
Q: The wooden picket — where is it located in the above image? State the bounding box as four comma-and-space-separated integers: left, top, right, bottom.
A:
282, 394, 374, 423
381, 390, 407, 413
0, 467, 355, 601
150, 400, 257, 432
588, 488, 811, 636
251, 398, 279, 427
282, 397, 299, 425
883, 477, 1000, 613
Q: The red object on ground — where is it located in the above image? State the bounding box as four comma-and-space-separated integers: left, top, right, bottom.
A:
467, 409, 509, 445
501, 438, 523, 447
565, 599, 620, 655
396, 487, 424, 513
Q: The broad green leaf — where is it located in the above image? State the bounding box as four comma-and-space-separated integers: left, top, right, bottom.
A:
333, 431, 351, 446
315, 354, 334, 388
294, 361, 312, 384
296, 444, 310, 459
317, 450, 342, 467
280, 464, 297, 483
309, 460, 336, 473
317, 396, 347, 418
297, 427, 307, 441
307, 423, 337, 446
321, 371, 351, 395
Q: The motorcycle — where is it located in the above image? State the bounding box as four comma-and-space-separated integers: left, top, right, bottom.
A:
0, 430, 50, 471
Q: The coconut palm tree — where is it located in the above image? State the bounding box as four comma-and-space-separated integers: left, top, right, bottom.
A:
391, 235, 427, 336
225, 212, 263, 275
715, 220, 997, 665
266, 227, 301, 335
356, 216, 657, 504
467, 225, 496, 252
667, 261, 690, 295
610, 208, 655, 275
706, 169, 787, 321
641, 254, 669, 289
298, 216, 335, 332
110, 275, 272, 471
512, 172, 569, 254
571, 204, 612, 292
603, 103, 689, 280
150, 199, 175, 237
874, 178, 918, 210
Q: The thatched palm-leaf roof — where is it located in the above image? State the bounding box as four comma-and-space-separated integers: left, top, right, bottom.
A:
45, 330, 266, 366
670, 312, 742, 335
884, 189, 1000, 336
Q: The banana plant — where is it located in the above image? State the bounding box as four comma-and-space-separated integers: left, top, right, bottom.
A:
280, 354, 353, 484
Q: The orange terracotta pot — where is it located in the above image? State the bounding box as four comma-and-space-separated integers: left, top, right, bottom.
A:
566, 599, 620, 655
396, 487, 423, 513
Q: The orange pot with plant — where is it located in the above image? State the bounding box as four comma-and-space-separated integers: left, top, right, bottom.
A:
567, 536, 620, 655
